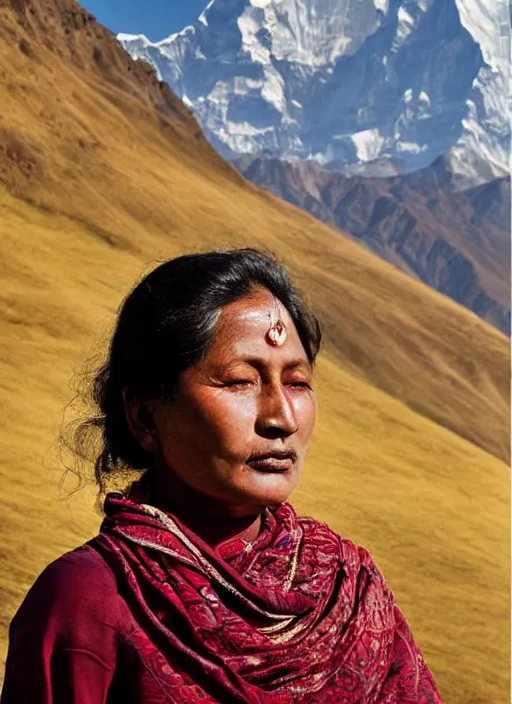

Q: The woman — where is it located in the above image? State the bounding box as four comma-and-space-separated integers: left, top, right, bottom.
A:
1, 248, 443, 703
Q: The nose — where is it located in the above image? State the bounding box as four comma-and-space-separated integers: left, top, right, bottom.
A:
256, 383, 299, 438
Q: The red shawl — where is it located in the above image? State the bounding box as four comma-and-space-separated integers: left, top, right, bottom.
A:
88, 490, 443, 703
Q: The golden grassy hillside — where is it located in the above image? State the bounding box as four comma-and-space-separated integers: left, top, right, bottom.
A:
0, 1, 510, 701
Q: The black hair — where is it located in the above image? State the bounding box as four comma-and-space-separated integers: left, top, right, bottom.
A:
63, 248, 322, 490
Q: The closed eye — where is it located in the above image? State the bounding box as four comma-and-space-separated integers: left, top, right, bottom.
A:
288, 381, 312, 389
223, 380, 255, 387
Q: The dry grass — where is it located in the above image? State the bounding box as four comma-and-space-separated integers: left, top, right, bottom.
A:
0, 1, 509, 701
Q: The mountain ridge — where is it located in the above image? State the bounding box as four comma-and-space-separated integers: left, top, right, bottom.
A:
236, 154, 511, 334
119, 0, 509, 185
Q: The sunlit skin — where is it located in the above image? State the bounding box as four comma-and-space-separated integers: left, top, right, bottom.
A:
124, 288, 317, 545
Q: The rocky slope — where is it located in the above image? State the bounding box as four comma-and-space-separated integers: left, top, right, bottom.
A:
236, 154, 511, 333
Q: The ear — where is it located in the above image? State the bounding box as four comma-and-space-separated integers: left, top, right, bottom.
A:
122, 387, 159, 453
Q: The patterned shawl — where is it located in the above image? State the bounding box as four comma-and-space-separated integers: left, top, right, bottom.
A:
91, 489, 442, 703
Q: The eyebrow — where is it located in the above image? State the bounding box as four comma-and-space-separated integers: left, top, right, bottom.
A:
224, 357, 313, 373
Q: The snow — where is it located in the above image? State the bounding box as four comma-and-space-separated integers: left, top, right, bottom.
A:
233, 77, 260, 94
373, 0, 389, 13
451, 0, 509, 181
396, 141, 426, 155
392, 6, 416, 51
198, 0, 215, 26
351, 129, 386, 162
448, 94, 508, 188
261, 69, 286, 114
116, 32, 147, 43
118, 0, 509, 185
240, 0, 382, 67
238, 10, 272, 65
454, 0, 508, 69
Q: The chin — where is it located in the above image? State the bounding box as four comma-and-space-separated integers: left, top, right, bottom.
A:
243, 473, 298, 509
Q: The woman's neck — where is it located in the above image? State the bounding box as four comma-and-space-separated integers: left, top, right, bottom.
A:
139, 469, 262, 549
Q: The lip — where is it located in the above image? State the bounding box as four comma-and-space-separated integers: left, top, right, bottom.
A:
246, 452, 296, 474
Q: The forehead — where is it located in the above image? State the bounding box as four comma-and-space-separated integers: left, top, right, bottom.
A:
208, 290, 308, 364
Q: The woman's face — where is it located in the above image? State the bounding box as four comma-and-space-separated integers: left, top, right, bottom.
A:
134, 288, 317, 517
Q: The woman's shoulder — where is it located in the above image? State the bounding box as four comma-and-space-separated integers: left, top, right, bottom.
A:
12, 544, 122, 631
5, 544, 123, 685
36, 543, 116, 594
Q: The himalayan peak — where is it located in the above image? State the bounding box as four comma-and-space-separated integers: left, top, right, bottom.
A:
118, 0, 509, 187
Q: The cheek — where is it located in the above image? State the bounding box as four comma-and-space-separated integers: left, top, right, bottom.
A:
294, 394, 317, 440
189, 393, 259, 455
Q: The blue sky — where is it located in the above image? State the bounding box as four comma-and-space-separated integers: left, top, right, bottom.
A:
81, 1, 209, 42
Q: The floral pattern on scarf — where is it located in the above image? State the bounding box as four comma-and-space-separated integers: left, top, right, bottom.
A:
90, 490, 443, 703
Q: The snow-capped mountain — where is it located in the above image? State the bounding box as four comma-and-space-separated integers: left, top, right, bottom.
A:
118, 0, 509, 186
